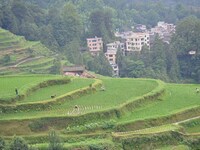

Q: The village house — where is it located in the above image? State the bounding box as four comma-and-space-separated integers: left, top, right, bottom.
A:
150, 21, 176, 43
63, 65, 96, 78
105, 49, 119, 76
87, 36, 103, 55
104, 41, 124, 77
62, 65, 86, 76
133, 24, 147, 32
105, 49, 117, 65
107, 41, 125, 52
121, 31, 150, 53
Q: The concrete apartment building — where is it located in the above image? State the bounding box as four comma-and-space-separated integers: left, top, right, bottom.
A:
87, 36, 103, 55
121, 31, 150, 53
105, 41, 124, 76
105, 48, 119, 76
105, 49, 117, 65
107, 41, 125, 53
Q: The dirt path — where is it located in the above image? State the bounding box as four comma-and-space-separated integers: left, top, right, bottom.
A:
174, 116, 200, 125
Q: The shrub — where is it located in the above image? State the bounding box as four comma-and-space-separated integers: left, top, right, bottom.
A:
9, 137, 28, 150
0, 137, 6, 150
48, 130, 64, 150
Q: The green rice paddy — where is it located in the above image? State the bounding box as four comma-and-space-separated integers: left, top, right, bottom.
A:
0, 74, 199, 149
0, 75, 62, 101
118, 83, 200, 123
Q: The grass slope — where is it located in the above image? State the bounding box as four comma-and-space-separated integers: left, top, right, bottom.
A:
0, 78, 158, 120
0, 75, 62, 101
18, 78, 94, 103
118, 83, 200, 123
0, 27, 55, 75
0, 75, 199, 149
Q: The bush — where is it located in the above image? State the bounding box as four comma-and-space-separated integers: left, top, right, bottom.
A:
0, 137, 6, 150
9, 137, 29, 150
48, 130, 64, 150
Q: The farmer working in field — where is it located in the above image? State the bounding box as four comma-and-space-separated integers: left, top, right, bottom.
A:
15, 88, 18, 95
196, 88, 199, 93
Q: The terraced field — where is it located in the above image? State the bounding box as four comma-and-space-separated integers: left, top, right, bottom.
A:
0, 75, 199, 149
0, 28, 56, 75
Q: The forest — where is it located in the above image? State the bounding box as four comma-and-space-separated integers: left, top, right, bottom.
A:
0, 0, 200, 82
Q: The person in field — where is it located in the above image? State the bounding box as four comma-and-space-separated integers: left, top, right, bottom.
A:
15, 88, 18, 95
196, 88, 199, 93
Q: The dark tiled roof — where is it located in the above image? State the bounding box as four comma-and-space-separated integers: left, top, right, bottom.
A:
63, 66, 85, 72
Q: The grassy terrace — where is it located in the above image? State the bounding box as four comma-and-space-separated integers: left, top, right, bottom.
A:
117, 83, 200, 123
0, 78, 158, 120
0, 77, 200, 122
54, 78, 158, 108
0, 75, 200, 149
18, 78, 94, 103
113, 124, 180, 137
180, 118, 200, 133
0, 75, 63, 101
18, 58, 54, 68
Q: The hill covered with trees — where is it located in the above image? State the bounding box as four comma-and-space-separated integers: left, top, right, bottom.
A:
0, 0, 200, 82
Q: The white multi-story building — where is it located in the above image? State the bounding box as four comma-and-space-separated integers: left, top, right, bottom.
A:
121, 31, 150, 52
107, 41, 125, 52
87, 36, 103, 55
105, 49, 119, 76
105, 49, 117, 65
104, 41, 124, 76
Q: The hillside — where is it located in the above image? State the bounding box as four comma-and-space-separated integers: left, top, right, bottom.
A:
0, 75, 199, 149
0, 28, 59, 75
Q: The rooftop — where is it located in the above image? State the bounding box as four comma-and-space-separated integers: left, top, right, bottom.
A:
63, 65, 86, 72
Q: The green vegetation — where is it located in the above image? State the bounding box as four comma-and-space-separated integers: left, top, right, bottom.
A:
0, 27, 57, 75
18, 78, 94, 103
0, 0, 200, 149
180, 118, 200, 133
0, 75, 199, 149
157, 145, 190, 150
0, 75, 62, 102
1, 0, 200, 81
56, 78, 158, 109
119, 83, 200, 123
113, 124, 180, 137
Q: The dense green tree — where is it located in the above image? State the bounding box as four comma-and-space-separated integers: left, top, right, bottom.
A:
11, 0, 29, 22
166, 44, 180, 82
89, 9, 114, 44
49, 59, 61, 74
171, 16, 200, 82
64, 39, 83, 65
150, 36, 168, 80
116, 48, 127, 77
61, 2, 82, 45
87, 52, 112, 76
126, 60, 145, 78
